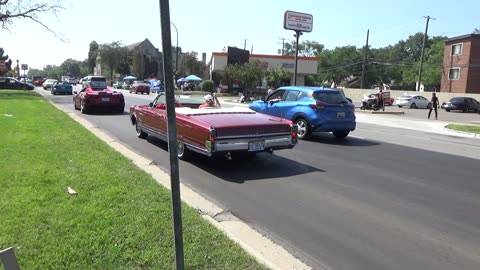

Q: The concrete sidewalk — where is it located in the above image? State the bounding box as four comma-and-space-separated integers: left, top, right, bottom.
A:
219, 97, 480, 139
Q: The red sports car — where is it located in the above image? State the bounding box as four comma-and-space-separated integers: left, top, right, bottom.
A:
73, 87, 125, 114
129, 81, 150, 95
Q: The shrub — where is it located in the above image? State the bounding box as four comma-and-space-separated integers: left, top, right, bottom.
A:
201, 80, 214, 92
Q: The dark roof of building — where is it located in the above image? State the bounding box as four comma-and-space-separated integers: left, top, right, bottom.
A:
446, 34, 480, 43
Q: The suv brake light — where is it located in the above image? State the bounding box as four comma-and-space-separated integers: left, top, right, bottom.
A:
310, 101, 327, 110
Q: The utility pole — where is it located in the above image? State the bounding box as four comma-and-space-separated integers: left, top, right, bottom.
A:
293, 31, 303, 86
361, 29, 370, 89
241, 39, 248, 50
417, 15, 436, 92
278, 37, 289, 55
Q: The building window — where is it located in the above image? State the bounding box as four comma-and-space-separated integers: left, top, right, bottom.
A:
451, 43, 463, 56
449, 68, 460, 80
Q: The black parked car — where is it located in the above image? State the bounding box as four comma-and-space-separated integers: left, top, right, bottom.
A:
0, 77, 35, 90
442, 97, 480, 113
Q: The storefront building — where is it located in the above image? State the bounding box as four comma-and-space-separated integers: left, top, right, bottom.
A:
209, 52, 318, 87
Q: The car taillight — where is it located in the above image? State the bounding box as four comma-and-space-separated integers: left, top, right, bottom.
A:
206, 128, 216, 151
310, 101, 327, 110
291, 125, 298, 144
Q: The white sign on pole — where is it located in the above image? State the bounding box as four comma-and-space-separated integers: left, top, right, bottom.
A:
283, 10, 313, 32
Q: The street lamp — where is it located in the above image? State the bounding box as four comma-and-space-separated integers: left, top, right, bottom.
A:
170, 22, 179, 76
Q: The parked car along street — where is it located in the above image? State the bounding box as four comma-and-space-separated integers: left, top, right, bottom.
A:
441, 97, 480, 113
0, 77, 35, 90
249, 86, 356, 139
395, 95, 432, 109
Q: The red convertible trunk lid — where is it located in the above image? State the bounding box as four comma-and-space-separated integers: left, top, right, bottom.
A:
175, 107, 292, 137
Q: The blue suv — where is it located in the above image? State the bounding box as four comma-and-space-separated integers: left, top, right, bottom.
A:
249, 86, 356, 139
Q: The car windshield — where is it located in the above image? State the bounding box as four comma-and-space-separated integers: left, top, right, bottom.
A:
313, 91, 349, 104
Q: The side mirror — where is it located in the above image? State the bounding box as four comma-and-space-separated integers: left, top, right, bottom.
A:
73, 91, 77, 94
149, 102, 153, 107
155, 104, 166, 110
346, 98, 353, 103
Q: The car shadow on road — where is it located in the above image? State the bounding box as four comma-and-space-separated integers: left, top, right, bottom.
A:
189, 152, 324, 184
145, 136, 325, 183
306, 133, 380, 146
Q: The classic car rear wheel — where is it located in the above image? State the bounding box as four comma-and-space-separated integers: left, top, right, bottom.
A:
80, 101, 88, 114
294, 118, 311, 140
135, 122, 148, 139
177, 141, 191, 160
333, 131, 350, 139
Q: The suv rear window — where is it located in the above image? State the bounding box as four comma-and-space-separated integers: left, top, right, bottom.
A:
89, 77, 107, 88
313, 91, 349, 104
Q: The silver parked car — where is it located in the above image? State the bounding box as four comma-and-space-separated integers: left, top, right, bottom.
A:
395, 95, 432, 109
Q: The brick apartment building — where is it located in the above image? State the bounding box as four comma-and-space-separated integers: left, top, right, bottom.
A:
440, 34, 480, 93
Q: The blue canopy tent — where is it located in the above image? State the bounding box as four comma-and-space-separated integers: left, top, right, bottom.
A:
184, 74, 202, 81
176, 77, 186, 83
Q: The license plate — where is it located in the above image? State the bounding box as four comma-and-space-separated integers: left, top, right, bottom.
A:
337, 112, 346, 118
101, 97, 110, 102
248, 141, 265, 151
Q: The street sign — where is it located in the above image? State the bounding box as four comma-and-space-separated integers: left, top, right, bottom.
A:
21, 64, 28, 70
283, 10, 313, 32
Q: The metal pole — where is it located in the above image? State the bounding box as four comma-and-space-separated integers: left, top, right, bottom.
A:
417, 16, 432, 92
293, 30, 301, 86
361, 29, 369, 89
158, 1, 184, 269
170, 22, 179, 76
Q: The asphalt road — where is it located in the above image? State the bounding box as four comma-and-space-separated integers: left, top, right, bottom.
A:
38, 87, 480, 270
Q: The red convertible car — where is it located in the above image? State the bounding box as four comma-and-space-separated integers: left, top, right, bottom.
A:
129, 94, 298, 160
73, 87, 125, 114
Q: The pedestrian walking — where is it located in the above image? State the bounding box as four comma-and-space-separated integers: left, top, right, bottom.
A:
428, 92, 439, 120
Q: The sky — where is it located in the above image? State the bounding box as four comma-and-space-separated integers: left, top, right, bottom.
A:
1, 0, 479, 70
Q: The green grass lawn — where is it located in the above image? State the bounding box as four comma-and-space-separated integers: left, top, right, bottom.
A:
0, 90, 268, 270
446, 124, 480, 134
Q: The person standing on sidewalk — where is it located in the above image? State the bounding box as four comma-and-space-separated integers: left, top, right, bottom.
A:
428, 92, 440, 120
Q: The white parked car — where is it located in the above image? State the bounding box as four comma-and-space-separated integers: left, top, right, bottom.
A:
42, 79, 58, 90
395, 95, 432, 109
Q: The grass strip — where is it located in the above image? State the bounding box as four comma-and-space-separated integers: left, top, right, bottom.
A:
446, 124, 480, 134
0, 90, 267, 270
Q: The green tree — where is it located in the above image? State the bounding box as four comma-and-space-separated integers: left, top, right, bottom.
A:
225, 60, 265, 95
178, 52, 206, 78
42, 64, 61, 80
99, 41, 128, 80
60, 58, 81, 78
317, 46, 362, 86
284, 40, 324, 57
266, 65, 290, 88
0, 47, 12, 76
